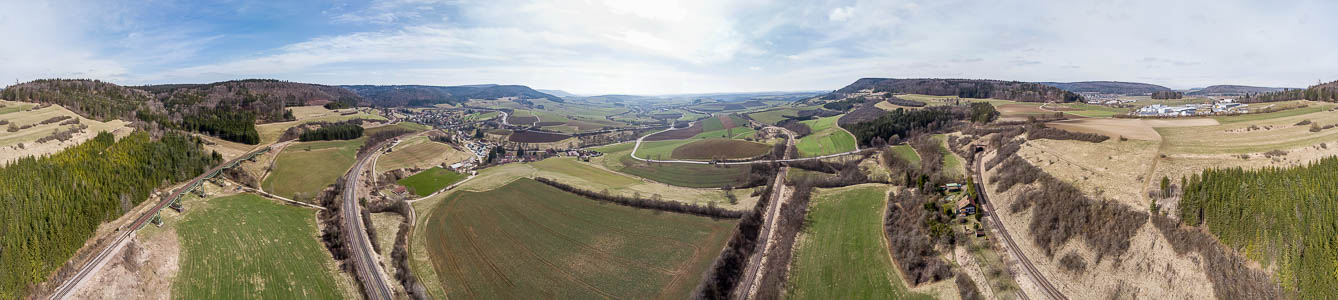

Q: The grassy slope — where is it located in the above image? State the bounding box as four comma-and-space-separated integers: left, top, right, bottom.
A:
787, 185, 930, 299
255, 106, 386, 144
933, 134, 964, 177
1212, 105, 1329, 124
797, 115, 857, 157
263, 138, 364, 200
597, 143, 749, 188
890, 145, 921, 167
173, 194, 342, 299
397, 167, 467, 197
423, 178, 737, 299
746, 109, 798, 125
375, 135, 470, 173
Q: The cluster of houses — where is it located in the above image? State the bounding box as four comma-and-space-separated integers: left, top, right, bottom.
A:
1134, 99, 1247, 117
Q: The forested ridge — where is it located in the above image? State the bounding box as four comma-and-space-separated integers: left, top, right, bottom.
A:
825, 78, 1082, 103
842, 103, 997, 146
343, 84, 562, 107
0, 132, 220, 298
3, 79, 361, 144
1181, 157, 1338, 298
1243, 79, 1338, 102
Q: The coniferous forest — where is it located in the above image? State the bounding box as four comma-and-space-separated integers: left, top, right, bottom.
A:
0, 132, 220, 298
1180, 157, 1338, 298
299, 123, 364, 141
181, 108, 261, 144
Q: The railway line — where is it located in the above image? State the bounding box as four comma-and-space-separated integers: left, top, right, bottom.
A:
732, 127, 795, 299
48, 143, 278, 300
340, 135, 406, 300
973, 150, 1067, 300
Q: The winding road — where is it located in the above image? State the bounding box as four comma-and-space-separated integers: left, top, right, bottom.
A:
973, 149, 1067, 300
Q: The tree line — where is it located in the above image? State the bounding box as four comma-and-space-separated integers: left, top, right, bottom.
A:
1243, 79, 1338, 103
300, 123, 364, 141
0, 132, 220, 298
180, 107, 261, 144
1180, 157, 1338, 298
533, 177, 745, 218
1150, 90, 1183, 99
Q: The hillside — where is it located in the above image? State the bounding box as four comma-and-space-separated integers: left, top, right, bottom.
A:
826, 78, 1082, 103
1188, 85, 1291, 96
1242, 79, 1338, 102
536, 89, 575, 97
1038, 81, 1171, 95
343, 84, 562, 107
3, 79, 361, 144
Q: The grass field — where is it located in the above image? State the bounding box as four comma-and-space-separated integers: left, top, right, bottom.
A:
531, 157, 753, 210
375, 135, 470, 173
262, 138, 364, 201
797, 115, 857, 157
787, 185, 930, 299
890, 145, 921, 166
746, 108, 800, 125
934, 134, 964, 177
1157, 103, 1338, 154
423, 178, 737, 299
1211, 103, 1330, 124
397, 167, 468, 197
173, 194, 343, 299
671, 139, 771, 159
693, 126, 756, 139
255, 106, 386, 144
599, 143, 750, 188
1054, 103, 1131, 118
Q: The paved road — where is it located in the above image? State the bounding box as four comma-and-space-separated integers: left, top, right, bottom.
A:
341, 135, 407, 300
973, 150, 1067, 300
49, 144, 277, 300
732, 127, 796, 299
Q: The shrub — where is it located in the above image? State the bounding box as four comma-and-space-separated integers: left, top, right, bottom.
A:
1059, 252, 1087, 273
884, 189, 953, 285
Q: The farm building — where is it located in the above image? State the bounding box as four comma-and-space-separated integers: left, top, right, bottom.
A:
957, 197, 976, 216
944, 183, 963, 192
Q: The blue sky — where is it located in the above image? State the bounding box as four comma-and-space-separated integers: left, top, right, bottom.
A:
3, 0, 1337, 95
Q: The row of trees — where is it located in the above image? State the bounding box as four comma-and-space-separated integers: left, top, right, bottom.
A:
1180, 158, 1338, 298
533, 177, 746, 218
1150, 90, 1184, 99
0, 132, 220, 298
299, 123, 364, 141
1243, 80, 1338, 102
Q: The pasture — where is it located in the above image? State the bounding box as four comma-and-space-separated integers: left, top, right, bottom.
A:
422, 179, 737, 299
796, 115, 857, 157
746, 108, 800, 125
1157, 105, 1338, 154
598, 143, 751, 188
671, 139, 771, 159
397, 167, 468, 197
173, 194, 344, 299
531, 157, 754, 210
262, 138, 363, 201
933, 134, 965, 177
375, 135, 471, 173
0, 101, 132, 163
890, 145, 921, 166
787, 185, 928, 299
255, 106, 386, 144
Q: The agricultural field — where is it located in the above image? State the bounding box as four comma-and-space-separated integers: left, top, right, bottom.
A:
1049, 103, 1131, 118
796, 115, 857, 157
397, 167, 468, 197
670, 139, 770, 159
255, 106, 386, 144
463, 111, 499, 121
787, 184, 930, 299
598, 143, 751, 188
746, 108, 800, 125
0, 101, 132, 164
530, 157, 755, 210
262, 138, 364, 201
421, 178, 737, 299
173, 194, 345, 299
1156, 103, 1338, 154
375, 135, 471, 173
505, 110, 539, 125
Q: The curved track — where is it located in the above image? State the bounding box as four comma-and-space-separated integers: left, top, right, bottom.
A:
341, 136, 407, 300
973, 150, 1067, 300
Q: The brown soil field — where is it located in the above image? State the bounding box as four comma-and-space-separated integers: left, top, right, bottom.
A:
651, 113, 683, 119
997, 104, 1048, 114
718, 115, 736, 129
508, 130, 571, 143
535, 121, 566, 127
669, 139, 770, 159
507, 115, 538, 125
644, 122, 704, 141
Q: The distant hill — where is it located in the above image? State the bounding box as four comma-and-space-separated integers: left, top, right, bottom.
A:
1038, 81, 1171, 95
2, 79, 361, 144
536, 89, 576, 97
1242, 80, 1338, 102
343, 84, 562, 107
1188, 85, 1292, 96
826, 78, 1082, 103
574, 94, 662, 103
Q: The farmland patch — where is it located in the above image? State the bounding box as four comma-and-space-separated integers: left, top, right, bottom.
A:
508, 130, 571, 143
397, 167, 468, 197
670, 139, 770, 159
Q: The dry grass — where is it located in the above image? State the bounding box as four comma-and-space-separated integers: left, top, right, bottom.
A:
1017, 139, 1160, 209
1156, 106, 1338, 154
374, 135, 471, 174
0, 101, 132, 165
255, 106, 386, 144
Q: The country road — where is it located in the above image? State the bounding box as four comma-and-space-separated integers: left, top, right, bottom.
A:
973, 149, 1067, 300
49, 143, 281, 300
341, 135, 407, 300
733, 126, 795, 299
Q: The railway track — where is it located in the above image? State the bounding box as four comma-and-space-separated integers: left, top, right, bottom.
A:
49, 144, 277, 300
973, 150, 1067, 300
341, 136, 405, 300
732, 127, 796, 299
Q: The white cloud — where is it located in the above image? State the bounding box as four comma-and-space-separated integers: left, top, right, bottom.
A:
828, 6, 854, 22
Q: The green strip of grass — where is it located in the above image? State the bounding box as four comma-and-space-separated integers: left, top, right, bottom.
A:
1212, 105, 1330, 124
787, 185, 932, 299
398, 167, 467, 197
890, 145, 920, 166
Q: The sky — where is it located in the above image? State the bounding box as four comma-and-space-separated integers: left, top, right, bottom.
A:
2, 0, 1336, 95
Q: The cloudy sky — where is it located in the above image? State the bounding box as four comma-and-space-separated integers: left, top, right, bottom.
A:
2, 0, 1335, 95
